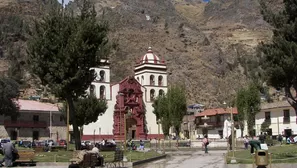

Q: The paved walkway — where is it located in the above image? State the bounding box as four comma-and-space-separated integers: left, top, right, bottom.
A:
135, 150, 226, 168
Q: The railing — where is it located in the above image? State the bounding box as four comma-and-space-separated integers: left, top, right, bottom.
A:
4, 120, 47, 128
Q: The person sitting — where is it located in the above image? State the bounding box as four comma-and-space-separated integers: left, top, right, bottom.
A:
111, 139, 116, 146
139, 140, 145, 150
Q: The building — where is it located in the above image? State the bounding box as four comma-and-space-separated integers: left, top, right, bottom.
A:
255, 101, 296, 138
194, 108, 239, 139
0, 100, 66, 141
82, 47, 167, 140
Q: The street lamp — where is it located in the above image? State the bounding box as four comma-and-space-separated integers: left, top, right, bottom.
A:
223, 101, 236, 163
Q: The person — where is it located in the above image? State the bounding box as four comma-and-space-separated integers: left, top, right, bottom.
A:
139, 140, 145, 150
244, 135, 249, 150
228, 134, 232, 150
259, 132, 265, 144
202, 135, 209, 153
0, 141, 18, 167
91, 146, 104, 166
249, 139, 261, 154
101, 139, 105, 146
278, 134, 283, 145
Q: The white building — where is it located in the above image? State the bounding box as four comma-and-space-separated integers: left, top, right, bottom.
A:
82, 47, 167, 140
255, 101, 297, 138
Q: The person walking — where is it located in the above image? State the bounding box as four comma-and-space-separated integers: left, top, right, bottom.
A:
0, 141, 18, 167
203, 135, 209, 153
244, 135, 249, 150
278, 134, 283, 145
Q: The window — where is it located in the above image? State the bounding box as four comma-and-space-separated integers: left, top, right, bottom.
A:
159, 89, 164, 96
150, 75, 155, 85
100, 85, 106, 99
158, 76, 163, 86
90, 85, 96, 96
99, 70, 105, 82
283, 109, 290, 123
33, 115, 39, 122
150, 89, 155, 101
265, 112, 271, 122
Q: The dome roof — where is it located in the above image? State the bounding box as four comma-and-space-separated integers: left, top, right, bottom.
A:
139, 47, 163, 64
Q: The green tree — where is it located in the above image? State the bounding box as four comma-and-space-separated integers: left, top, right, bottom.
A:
236, 83, 261, 136
259, 0, 297, 114
153, 95, 171, 137
61, 95, 108, 127
152, 85, 187, 138
167, 85, 187, 137
0, 78, 20, 116
236, 88, 247, 137
26, 0, 110, 149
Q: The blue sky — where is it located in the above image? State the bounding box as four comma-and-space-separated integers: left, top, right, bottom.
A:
57, 0, 73, 5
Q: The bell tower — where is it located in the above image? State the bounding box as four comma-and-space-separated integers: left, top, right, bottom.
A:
134, 47, 167, 102
89, 59, 111, 100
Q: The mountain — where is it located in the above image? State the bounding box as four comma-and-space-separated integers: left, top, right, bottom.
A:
0, 0, 282, 107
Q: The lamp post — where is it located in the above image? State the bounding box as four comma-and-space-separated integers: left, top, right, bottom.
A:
223, 101, 236, 163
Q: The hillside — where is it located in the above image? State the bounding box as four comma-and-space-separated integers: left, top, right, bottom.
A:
0, 0, 281, 107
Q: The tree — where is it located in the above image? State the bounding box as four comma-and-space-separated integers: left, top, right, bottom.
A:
167, 85, 187, 137
27, 0, 110, 149
259, 0, 297, 118
61, 95, 108, 127
235, 88, 247, 137
236, 83, 261, 136
152, 95, 171, 137
152, 85, 187, 138
0, 78, 19, 117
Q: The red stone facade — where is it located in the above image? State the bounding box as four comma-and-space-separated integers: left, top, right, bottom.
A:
113, 76, 147, 140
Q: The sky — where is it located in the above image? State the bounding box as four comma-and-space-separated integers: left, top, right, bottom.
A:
57, 0, 73, 6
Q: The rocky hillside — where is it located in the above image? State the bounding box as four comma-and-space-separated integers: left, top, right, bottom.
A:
0, 0, 282, 107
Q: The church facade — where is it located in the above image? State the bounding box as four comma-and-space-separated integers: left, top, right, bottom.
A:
82, 47, 167, 140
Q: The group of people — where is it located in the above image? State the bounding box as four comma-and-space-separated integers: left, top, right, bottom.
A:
0, 141, 19, 167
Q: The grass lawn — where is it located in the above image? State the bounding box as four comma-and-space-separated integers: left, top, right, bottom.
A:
0, 150, 161, 163
227, 144, 297, 164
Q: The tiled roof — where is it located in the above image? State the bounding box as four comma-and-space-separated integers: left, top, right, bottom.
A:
261, 101, 291, 110
18, 99, 59, 112
195, 108, 238, 117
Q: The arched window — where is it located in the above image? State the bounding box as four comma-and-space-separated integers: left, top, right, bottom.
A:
99, 70, 105, 82
100, 85, 106, 99
150, 89, 155, 101
159, 89, 164, 96
90, 85, 96, 96
150, 75, 155, 85
158, 76, 163, 86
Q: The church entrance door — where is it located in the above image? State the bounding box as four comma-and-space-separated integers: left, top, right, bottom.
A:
126, 118, 137, 140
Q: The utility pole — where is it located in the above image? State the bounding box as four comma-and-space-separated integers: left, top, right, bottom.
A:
66, 102, 70, 151
230, 107, 236, 163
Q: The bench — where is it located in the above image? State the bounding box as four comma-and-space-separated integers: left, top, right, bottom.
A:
105, 150, 124, 168
14, 150, 36, 166
70, 151, 103, 168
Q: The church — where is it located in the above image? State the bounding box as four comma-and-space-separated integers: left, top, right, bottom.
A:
82, 47, 168, 140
